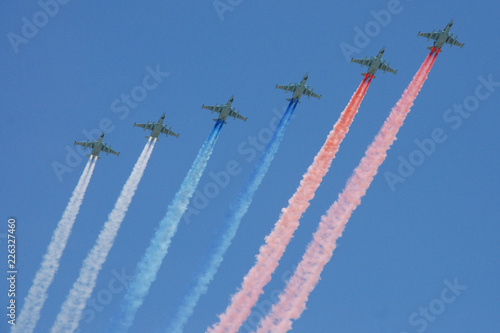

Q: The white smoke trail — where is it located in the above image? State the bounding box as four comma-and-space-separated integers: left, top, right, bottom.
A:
13, 157, 97, 333
50, 140, 155, 333
109, 122, 223, 332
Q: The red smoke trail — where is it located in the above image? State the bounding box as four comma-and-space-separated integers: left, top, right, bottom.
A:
208, 75, 373, 333
256, 52, 438, 333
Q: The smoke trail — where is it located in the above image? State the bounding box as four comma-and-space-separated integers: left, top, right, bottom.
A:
50, 139, 156, 333
208, 76, 372, 333
109, 122, 224, 332
12, 157, 97, 333
256, 52, 438, 333
166, 101, 297, 333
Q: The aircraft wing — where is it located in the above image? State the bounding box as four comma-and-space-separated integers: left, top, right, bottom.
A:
303, 87, 322, 100
161, 126, 180, 138
229, 109, 247, 122
134, 123, 154, 130
101, 144, 120, 156
74, 140, 95, 149
446, 36, 464, 48
379, 62, 397, 75
350, 57, 373, 67
417, 31, 439, 41
275, 84, 298, 93
202, 105, 224, 114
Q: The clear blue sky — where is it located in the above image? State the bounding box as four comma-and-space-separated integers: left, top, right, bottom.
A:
1, 1, 499, 332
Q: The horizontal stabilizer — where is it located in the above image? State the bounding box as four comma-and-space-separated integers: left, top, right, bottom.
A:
86, 154, 101, 160
362, 72, 375, 78
286, 98, 301, 103
427, 46, 434, 50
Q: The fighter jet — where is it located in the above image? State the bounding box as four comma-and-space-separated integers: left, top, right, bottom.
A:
350, 47, 398, 77
275, 74, 322, 103
417, 19, 464, 51
134, 113, 179, 140
74, 132, 120, 158
202, 96, 247, 124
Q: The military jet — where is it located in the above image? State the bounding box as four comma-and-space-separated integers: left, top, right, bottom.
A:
202, 96, 247, 124
275, 74, 322, 103
74, 132, 119, 158
417, 19, 464, 51
134, 113, 179, 140
350, 47, 398, 77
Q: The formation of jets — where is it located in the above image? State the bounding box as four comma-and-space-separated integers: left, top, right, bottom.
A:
74, 20, 463, 159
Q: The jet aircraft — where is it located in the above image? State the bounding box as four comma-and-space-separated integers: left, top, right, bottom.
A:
202, 96, 247, 123
350, 47, 398, 77
275, 74, 322, 103
134, 113, 179, 140
417, 20, 464, 51
74, 132, 119, 158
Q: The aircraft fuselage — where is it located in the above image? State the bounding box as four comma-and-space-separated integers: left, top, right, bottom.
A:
367, 49, 385, 74
218, 101, 232, 121
368, 58, 382, 74
434, 23, 453, 49
91, 137, 104, 157
292, 78, 308, 101
150, 121, 163, 138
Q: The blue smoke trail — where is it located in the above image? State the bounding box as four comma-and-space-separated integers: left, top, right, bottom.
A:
108, 121, 224, 332
165, 101, 298, 333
